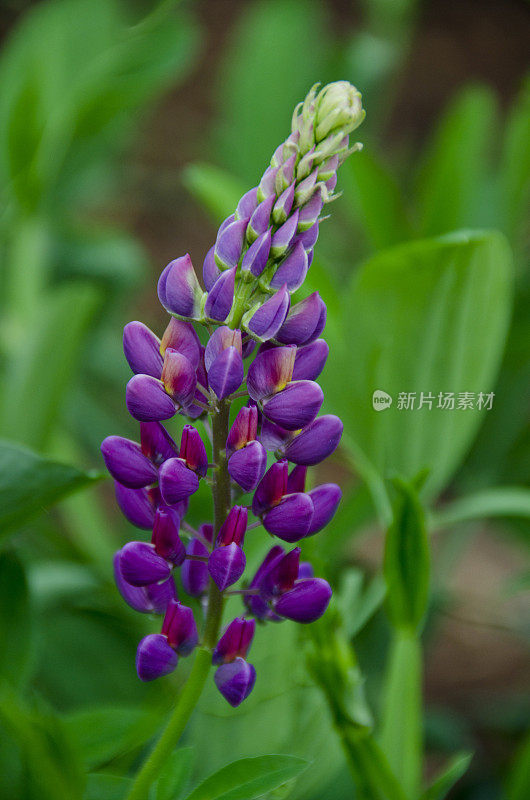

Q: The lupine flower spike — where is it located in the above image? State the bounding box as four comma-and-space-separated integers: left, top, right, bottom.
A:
101, 81, 364, 705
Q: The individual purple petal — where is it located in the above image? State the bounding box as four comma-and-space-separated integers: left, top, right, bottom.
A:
212, 617, 256, 665
247, 345, 296, 402
262, 493, 314, 542
258, 166, 280, 200
123, 321, 163, 378
179, 425, 208, 477
208, 543, 246, 591
306, 484, 342, 535
274, 578, 332, 623
281, 415, 343, 466
298, 191, 324, 231
152, 507, 185, 565
161, 349, 197, 407
159, 458, 200, 504
228, 441, 267, 492
113, 552, 176, 614
326, 173, 338, 192
205, 267, 236, 322
273, 547, 301, 592
199, 522, 215, 544
242, 338, 256, 358
101, 436, 158, 488
140, 421, 178, 465
218, 213, 236, 236
272, 184, 295, 225
181, 538, 209, 596
252, 460, 288, 517
126, 374, 176, 422
259, 418, 293, 452
248, 195, 275, 240
114, 482, 156, 529
270, 241, 308, 292
158, 254, 203, 318
262, 379, 323, 431
160, 317, 201, 368
294, 168, 319, 205
271, 208, 300, 257
276, 292, 326, 346
241, 229, 272, 276
297, 561, 314, 580
203, 246, 221, 291
292, 339, 329, 381
226, 405, 259, 457
204, 326, 242, 371
214, 220, 248, 269
136, 634, 178, 681
208, 347, 244, 399
214, 658, 256, 707
246, 284, 290, 341
161, 599, 198, 656
217, 506, 247, 546
286, 465, 307, 494
236, 187, 258, 220
294, 220, 319, 251
119, 541, 172, 587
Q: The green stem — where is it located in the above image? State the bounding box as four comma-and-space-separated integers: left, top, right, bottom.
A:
126, 402, 231, 800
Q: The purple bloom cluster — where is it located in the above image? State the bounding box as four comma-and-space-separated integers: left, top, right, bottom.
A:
101, 81, 364, 706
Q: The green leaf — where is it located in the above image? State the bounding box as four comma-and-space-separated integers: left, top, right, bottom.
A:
505, 731, 530, 800
182, 163, 246, 226
325, 230, 513, 499
384, 477, 430, 631
0, 551, 33, 687
156, 747, 194, 800
420, 751, 472, 800
380, 631, 422, 799
416, 86, 498, 236
432, 486, 530, 529
84, 774, 132, 800
183, 755, 309, 800
0, 440, 101, 537
499, 77, 530, 242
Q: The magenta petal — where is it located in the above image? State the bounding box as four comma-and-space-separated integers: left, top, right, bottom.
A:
113, 553, 176, 613
307, 484, 342, 535
161, 600, 198, 656
214, 658, 256, 707
274, 578, 332, 623
270, 241, 308, 292
281, 415, 343, 466
286, 465, 307, 494
246, 284, 290, 341
159, 458, 200, 504
276, 292, 326, 346
119, 541, 171, 587
261, 380, 323, 431
292, 339, 329, 381
212, 617, 256, 665
126, 374, 176, 422
152, 507, 185, 564
181, 538, 209, 596
263, 493, 314, 542
160, 318, 201, 368
140, 422, 178, 465
114, 482, 156, 529
217, 506, 247, 546
161, 349, 197, 407
179, 425, 208, 477
208, 543, 246, 591
227, 441, 267, 492
101, 436, 157, 488
208, 347, 244, 399
252, 460, 288, 517
123, 321, 163, 377
273, 547, 301, 592
226, 405, 258, 457
247, 346, 296, 402
136, 634, 178, 681
205, 267, 236, 322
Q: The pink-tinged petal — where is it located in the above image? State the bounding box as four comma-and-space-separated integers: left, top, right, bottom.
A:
217, 506, 247, 546
119, 541, 171, 586
306, 484, 342, 535
226, 405, 259, 457
281, 415, 343, 466
140, 421, 178, 465
158, 254, 203, 318
241, 229, 271, 276
251, 460, 288, 517
181, 538, 209, 596
208, 543, 246, 591
123, 321, 163, 377
274, 578, 332, 623
270, 241, 308, 292
245, 284, 290, 341
203, 246, 221, 291
247, 345, 296, 402
262, 492, 314, 542
159, 458, 200, 505
205, 267, 236, 322
114, 482, 156, 529
161, 349, 197, 407
160, 317, 201, 368
276, 292, 326, 346
214, 658, 256, 706
261, 380, 323, 430
214, 219, 248, 269
152, 507, 185, 565
204, 326, 242, 371
136, 634, 178, 681
161, 599, 198, 655
179, 424, 208, 477
113, 552, 176, 613
212, 617, 256, 665
292, 339, 329, 381
208, 347, 244, 399
227, 441, 267, 492
126, 375, 176, 422
286, 465, 307, 494
101, 436, 158, 488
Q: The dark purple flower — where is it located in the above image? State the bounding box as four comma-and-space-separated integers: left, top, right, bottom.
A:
113, 552, 176, 614
262, 493, 314, 542
151, 507, 186, 565
208, 543, 246, 591
252, 460, 288, 517
205, 327, 244, 399
274, 578, 332, 623
212, 617, 256, 665
261, 380, 323, 430
247, 346, 296, 402
160, 317, 201, 368
227, 440, 267, 492
101, 436, 158, 489
159, 458, 200, 504
179, 424, 208, 477
161, 600, 198, 656
125, 374, 177, 422
114, 482, 156, 529
292, 339, 329, 381
275, 293, 326, 346
280, 415, 343, 465
119, 541, 172, 587
217, 506, 247, 546
214, 658, 256, 706
136, 634, 178, 681
226, 406, 258, 457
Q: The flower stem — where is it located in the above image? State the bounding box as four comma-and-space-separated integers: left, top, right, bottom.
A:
126, 402, 231, 800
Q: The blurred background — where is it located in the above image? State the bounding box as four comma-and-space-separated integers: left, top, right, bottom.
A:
0, 1, 528, 799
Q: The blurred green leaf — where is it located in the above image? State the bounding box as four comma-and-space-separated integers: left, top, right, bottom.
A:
0, 440, 101, 537
85, 774, 132, 800
420, 751, 473, 800
337, 569, 386, 639
155, 746, 194, 800
416, 86, 498, 236
325, 230, 513, 499
182, 163, 246, 227
499, 76, 530, 242
183, 755, 308, 800
505, 731, 530, 800
0, 551, 33, 688
384, 477, 430, 631
432, 486, 530, 529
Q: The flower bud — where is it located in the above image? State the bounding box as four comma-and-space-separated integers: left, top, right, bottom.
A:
101, 436, 158, 489
298, 191, 324, 231
113, 552, 176, 614
212, 618, 256, 665
248, 195, 275, 241
274, 578, 332, 623
271, 209, 299, 258
136, 634, 178, 681
214, 658, 256, 707
214, 219, 248, 270
203, 245, 221, 291
161, 600, 198, 655
257, 166, 279, 201
270, 241, 308, 292
158, 458, 200, 504
208, 543, 246, 591
152, 507, 186, 565
272, 184, 295, 225
314, 81, 364, 141
241, 229, 272, 276
244, 284, 290, 341
294, 168, 319, 206
119, 541, 172, 587
179, 425, 208, 477
123, 321, 163, 377
275, 153, 296, 195
281, 414, 343, 465
292, 339, 329, 381
158, 254, 203, 319
276, 292, 326, 346
228, 440, 267, 492
235, 187, 258, 220
204, 267, 236, 322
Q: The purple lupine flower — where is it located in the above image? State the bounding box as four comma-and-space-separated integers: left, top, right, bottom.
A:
101, 80, 364, 704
